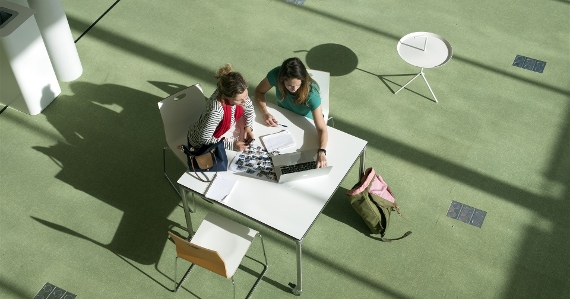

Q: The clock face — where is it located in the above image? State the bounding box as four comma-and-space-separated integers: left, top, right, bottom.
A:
397, 32, 453, 68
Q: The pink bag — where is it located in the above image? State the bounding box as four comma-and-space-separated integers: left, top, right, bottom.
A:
347, 168, 396, 203
347, 168, 410, 241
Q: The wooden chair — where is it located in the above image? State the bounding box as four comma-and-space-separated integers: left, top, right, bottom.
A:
168, 212, 268, 299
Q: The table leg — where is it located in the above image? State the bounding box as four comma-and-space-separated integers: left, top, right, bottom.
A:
180, 185, 195, 237
394, 71, 422, 94
420, 72, 438, 103
395, 68, 439, 103
292, 240, 303, 296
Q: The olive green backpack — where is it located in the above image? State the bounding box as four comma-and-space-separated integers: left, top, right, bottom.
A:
347, 168, 411, 242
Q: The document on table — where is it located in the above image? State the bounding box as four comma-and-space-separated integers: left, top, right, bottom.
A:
260, 130, 296, 152
205, 175, 238, 202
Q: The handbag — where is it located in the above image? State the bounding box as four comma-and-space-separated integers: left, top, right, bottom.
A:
179, 138, 228, 182
347, 167, 411, 242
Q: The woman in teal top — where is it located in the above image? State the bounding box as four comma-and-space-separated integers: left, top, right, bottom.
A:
255, 57, 328, 168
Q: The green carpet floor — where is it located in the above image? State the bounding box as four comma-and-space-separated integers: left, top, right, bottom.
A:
1, 0, 569, 298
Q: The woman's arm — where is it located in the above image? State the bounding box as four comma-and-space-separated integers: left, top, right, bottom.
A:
311, 106, 328, 168
242, 96, 255, 128
187, 92, 223, 146
255, 77, 279, 126
196, 102, 224, 145
242, 97, 255, 142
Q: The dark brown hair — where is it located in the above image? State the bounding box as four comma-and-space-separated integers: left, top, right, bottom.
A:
277, 57, 317, 106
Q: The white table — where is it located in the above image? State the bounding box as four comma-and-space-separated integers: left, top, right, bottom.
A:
177, 103, 367, 295
395, 32, 453, 103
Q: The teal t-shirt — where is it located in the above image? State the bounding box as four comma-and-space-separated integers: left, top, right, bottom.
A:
266, 66, 321, 119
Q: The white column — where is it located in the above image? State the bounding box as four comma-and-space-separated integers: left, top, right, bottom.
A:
27, 0, 82, 82
0, 0, 61, 115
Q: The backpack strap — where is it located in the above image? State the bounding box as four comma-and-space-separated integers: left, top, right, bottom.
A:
376, 231, 412, 242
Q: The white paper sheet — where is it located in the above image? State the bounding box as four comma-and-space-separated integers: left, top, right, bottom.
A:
260, 130, 296, 152
205, 175, 238, 202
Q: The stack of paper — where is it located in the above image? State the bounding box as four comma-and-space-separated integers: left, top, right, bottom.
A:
205, 175, 238, 202
260, 130, 296, 152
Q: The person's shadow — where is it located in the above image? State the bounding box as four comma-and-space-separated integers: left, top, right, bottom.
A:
32, 81, 292, 293
32, 81, 184, 269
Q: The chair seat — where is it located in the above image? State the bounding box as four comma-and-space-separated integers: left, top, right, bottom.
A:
191, 213, 258, 278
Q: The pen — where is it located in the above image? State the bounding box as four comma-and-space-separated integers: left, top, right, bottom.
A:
279, 124, 288, 127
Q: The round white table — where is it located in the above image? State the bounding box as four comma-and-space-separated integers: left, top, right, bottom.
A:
395, 32, 453, 103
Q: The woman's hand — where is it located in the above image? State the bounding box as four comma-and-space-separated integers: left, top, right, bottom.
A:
234, 139, 248, 152
316, 151, 327, 168
263, 112, 278, 127
243, 127, 255, 145
255, 77, 275, 127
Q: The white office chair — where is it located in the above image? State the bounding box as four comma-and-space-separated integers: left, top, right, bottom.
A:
308, 69, 333, 127
169, 212, 268, 299
158, 84, 205, 199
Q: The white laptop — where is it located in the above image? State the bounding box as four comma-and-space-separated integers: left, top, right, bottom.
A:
271, 149, 332, 183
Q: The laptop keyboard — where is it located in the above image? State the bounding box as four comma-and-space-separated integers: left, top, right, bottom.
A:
280, 161, 317, 174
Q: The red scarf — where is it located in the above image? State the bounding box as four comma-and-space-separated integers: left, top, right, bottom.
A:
213, 99, 244, 138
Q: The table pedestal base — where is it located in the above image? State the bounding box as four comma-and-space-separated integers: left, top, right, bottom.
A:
394, 68, 438, 103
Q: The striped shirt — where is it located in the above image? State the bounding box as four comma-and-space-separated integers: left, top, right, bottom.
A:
187, 89, 255, 150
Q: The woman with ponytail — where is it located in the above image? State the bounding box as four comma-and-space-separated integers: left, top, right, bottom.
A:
187, 64, 255, 152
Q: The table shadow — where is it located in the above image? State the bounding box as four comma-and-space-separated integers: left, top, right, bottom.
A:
356, 68, 435, 102
296, 43, 358, 76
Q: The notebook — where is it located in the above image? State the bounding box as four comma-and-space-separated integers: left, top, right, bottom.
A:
271, 149, 332, 183
260, 130, 296, 152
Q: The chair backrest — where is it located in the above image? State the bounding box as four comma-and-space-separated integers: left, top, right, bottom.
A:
158, 84, 205, 166
168, 231, 229, 278
307, 69, 330, 124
